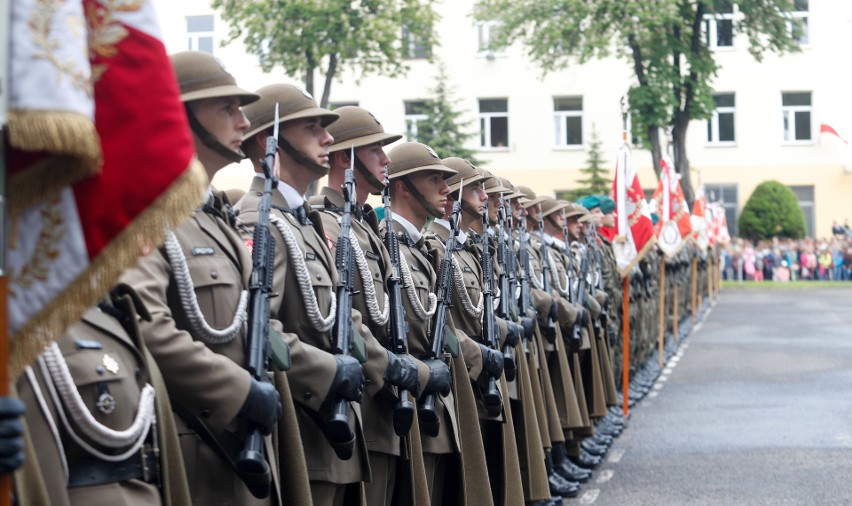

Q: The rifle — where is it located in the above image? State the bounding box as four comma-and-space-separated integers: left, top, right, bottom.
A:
418, 184, 463, 437
495, 195, 518, 381
571, 232, 591, 351
537, 206, 558, 341
587, 221, 609, 332
381, 174, 415, 437
326, 148, 357, 460
517, 207, 533, 333
561, 209, 582, 351
479, 201, 505, 415
237, 104, 279, 499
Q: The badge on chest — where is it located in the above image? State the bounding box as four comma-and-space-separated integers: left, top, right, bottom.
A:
192, 246, 215, 256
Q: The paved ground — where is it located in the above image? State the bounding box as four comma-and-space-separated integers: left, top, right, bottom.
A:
568, 288, 852, 505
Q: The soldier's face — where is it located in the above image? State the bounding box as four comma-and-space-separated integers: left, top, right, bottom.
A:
603, 211, 615, 228
408, 170, 450, 216
567, 218, 581, 238
189, 96, 250, 153
355, 141, 390, 191
279, 117, 334, 168
511, 200, 524, 221
461, 183, 487, 215
487, 195, 501, 223
591, 207, 604, 228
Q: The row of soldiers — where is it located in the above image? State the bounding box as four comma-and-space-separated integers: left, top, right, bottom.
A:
7, 50, 716, 506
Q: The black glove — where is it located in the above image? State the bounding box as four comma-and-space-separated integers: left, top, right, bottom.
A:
385, 351, 420, 394
504, 321, 521, 348
479, 344, 504, 379
424, 359, 451, 396
0, 398, 24, 475
238, 379, 282, 435
332, 355, 365, 403
519, 316, 535, 339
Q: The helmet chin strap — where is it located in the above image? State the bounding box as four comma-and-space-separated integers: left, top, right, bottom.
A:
461, 199, 481, 220
401, 176, 444, 219
279, 137, 330, 177
353, 156, 385, 195
185, 106, 245, 164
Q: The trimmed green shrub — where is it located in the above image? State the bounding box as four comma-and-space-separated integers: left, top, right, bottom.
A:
738, 180, 806, 240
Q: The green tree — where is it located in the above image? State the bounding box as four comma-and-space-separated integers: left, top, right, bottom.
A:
414, 63, 483, 165
560, 124, 610, 202
212, 0, 438, 108
475, 0, 803, 205
738, 180, 805, 240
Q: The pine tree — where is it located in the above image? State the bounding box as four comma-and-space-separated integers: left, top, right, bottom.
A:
415, 63, 484, 166
557, 125, 610, 202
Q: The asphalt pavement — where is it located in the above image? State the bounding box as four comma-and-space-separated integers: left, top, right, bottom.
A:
568, 287, 852, 505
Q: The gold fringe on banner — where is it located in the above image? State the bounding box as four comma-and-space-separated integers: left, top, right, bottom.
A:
7, 109, 103, 215
9, 159, 207, 379
617, 235, 658, 279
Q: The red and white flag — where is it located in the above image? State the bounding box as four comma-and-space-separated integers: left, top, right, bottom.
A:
819, 123, 848, 144
710, 202, 730, 247
690, 186, 710, 251
611, 142, 656, 277
651, 157, 693, 258
6, 0, 206, 377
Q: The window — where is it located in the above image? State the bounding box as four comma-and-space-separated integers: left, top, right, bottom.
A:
704, 184, 739, 236
782, 92, 812, 142
402, 24, 431, 59
478, 99, 508, 149
788, 185, 815, 237
707, 93, 735, 144
788, 0, 809, 45
187, 15, 214, 54
477, 21, 505, 56
702, 1, 734, 48
404, 100, 430, 142
553, 96, 583, 147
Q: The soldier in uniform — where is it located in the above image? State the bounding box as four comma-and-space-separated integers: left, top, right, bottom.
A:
314, 106, 445, 506
382, 143, 491, 506
14, 286, 191, 505
238, 84, 383, 506
121, 51, 285, 506
425, 160, 524, 506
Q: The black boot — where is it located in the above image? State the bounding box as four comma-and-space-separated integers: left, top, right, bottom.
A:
570, 448, 602, 470
581, 437, 608, 457
545, 450, 580, 498
552, 443, 591, 482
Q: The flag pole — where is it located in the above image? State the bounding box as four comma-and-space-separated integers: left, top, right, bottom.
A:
1, 0, 13, 501
619, 95, 630, 418
658, 256, 665, 368
691, 256, 697, 322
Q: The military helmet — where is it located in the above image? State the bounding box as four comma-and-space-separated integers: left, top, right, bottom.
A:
500, 177, 525, 200
242, 83, 339, 140
540, 196, 570, 218
517, 186, 546, 208
481, 169, 510, 194
170, 51, 259, 105
559, 201, 585, 219
327, 106, 402, 153
387, 142, 456, 179
443, 158, 487, 193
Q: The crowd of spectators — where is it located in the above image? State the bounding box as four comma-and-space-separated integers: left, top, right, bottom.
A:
720, 222, 852, 282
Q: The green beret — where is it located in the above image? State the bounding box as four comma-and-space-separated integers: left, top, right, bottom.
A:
651, 213, 659, 225
600, 196, 616, 214
576, 195, 601, 210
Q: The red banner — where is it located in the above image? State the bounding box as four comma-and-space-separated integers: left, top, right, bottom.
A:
611, 143, 656, 277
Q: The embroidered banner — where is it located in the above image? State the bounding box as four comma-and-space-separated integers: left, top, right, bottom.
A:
7, 0, 206, 377
610, 142, 656, 277
651, 157, 692, 258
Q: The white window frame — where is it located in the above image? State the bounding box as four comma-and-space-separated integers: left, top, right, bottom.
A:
478, 99, 509, 151
476, 20, 505, 58
187, 15, 215, 54
702, 4, 735, 50
553, 97, 583, 149
404, 101, 429, 142
781, 92, 813, 145
707, 93, 736, 146
402, 24, 431, 59
787, 0, 809, 46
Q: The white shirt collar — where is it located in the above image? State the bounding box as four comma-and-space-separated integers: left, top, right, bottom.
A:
275, 179, 305, 209
393, 214, 422, 243
457, 229, 468, 244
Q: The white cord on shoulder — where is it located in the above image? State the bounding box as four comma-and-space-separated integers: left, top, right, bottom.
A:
398, 248, 437, 320
25, 365, 70, 484
270, 214, 336, 333
38, 344, 155, 461
164, 232, 248, 345
549, 254, 571, 297
348, 227, 390, 326
452, 256, 484, 318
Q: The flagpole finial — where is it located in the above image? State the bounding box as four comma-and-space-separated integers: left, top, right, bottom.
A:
620, 95, 629, 142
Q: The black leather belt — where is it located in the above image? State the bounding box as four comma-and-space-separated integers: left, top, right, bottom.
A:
68, 445, 159, 488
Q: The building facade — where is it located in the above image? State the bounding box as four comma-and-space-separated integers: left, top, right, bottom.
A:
154, 0, 852, 238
